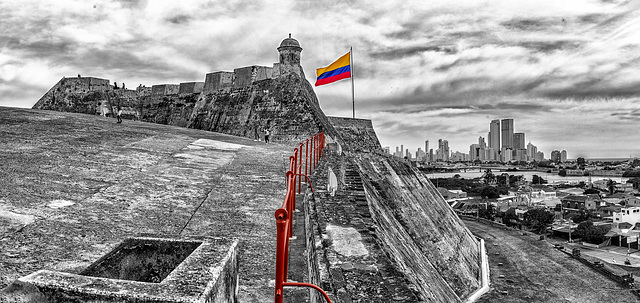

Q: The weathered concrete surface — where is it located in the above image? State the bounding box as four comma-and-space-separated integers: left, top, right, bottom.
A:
326, 116, 381, 153
354, 154, 481, 302
0, 107, 292, 302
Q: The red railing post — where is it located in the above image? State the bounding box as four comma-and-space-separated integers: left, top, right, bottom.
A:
292, 150, 298, 198
274, 208, 288, 303
305, 139, 309, 184
298, 143, 303, 193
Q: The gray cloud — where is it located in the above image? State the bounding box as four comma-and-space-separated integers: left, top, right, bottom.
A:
166, 14, 191, 25
371, 45, 456, 60
517, 40, 583, 53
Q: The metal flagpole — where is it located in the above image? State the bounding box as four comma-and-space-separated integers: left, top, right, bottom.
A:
350, 46, 355, 119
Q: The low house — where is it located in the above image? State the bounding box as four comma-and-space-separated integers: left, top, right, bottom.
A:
561, 194, 600, 211
598, 204, 623, 219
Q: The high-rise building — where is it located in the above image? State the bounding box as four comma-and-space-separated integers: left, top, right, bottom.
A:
416, 148, 425, 162
501, 119, 514, 150
551, 150, 561, 162
535, 151, 545, 162
561, 150, 567, 162
488, 120, 500, 160
437, 139, 450, 162
514, 133, 525, 150
429, 149, 434, 162
526, 142, 537, 161
478, 136, 486, 148
489, 120, 500, 149
425, 140, 429, 155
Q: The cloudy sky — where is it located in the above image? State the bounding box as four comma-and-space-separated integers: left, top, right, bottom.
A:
1, 0, 640, 159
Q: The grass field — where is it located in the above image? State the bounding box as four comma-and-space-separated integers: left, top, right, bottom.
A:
464, 219, 639, 302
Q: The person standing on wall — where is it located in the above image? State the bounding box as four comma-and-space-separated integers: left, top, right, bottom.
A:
264, 128, 270, 144
117, 107, 123, 123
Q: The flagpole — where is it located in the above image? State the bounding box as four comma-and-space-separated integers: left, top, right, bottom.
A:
351, 47, 355, 119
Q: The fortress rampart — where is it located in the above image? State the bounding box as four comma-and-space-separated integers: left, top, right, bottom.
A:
24, 35, 485, 302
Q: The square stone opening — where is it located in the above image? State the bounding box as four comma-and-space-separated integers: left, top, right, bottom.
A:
80, 238, 202, 283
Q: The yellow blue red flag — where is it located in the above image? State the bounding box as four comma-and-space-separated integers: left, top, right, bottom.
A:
315, 52, 351, 86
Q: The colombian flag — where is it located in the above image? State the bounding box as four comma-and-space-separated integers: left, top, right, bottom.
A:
315, 52, 351, 86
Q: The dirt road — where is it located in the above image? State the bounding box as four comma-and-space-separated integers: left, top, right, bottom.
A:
464, 219, 639, 303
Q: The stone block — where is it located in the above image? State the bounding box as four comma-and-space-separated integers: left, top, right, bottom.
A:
4, 237, 240, 303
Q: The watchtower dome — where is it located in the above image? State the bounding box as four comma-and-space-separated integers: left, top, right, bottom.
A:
278, 34, 302, 66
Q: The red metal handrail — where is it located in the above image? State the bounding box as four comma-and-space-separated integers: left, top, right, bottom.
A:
274, 132, 330, 303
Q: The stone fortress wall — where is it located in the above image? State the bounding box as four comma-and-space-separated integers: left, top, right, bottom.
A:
29, 35, 485, 302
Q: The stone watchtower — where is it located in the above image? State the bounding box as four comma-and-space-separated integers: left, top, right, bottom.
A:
276, 34, 304, 77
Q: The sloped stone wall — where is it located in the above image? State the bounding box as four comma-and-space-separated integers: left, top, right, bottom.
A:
354, 153, 481, 302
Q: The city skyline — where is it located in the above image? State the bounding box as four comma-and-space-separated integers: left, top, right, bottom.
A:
1, 1, 640, 158
388, 117, 566, 161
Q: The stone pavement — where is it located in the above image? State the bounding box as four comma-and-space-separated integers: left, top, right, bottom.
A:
0, 107, 296, 302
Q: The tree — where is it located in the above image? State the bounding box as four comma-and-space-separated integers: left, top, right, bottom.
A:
607, 179, 617, 195
574, 220, 611, 244
572, 210, 592, 224
576, 157, 586, 166
483, 169, 496, 184
479, 204, 496, 220
480, 186, 500, 199
558, 169, 567, 177
502, 208, 520, 227
523, 208, 555, 234
627, 177, 640, 189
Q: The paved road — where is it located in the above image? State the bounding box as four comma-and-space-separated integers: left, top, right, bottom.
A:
463, 219, 639, 303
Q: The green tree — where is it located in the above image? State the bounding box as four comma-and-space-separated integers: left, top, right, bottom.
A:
479, 204, 496, 220
572, 210, 593, 223
558, 169, 567, 177
627, 177, 640, 189
502, 208, 520, 227
606, 179, 617, 195
523, 208, 555, 234
483, 169, 496, 184
576, 157, 586, 166
480, 186, 500, 199
574, 220, 611, 244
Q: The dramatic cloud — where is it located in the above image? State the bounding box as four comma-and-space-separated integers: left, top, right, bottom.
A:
1, 0, 640, 158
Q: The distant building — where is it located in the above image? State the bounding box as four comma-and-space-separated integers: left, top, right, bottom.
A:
551, 150, 561, 162
489, 119, 500, 153
514, 133, 525, 150
535, 151, 545, 161
526, 142, 537, 161
561, 150, 567, 162
451, 151, 467, 162
561, 195, 600, 210
437, 139, 450, 161
501, 119, 514, 151
613, 207, 640, 224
